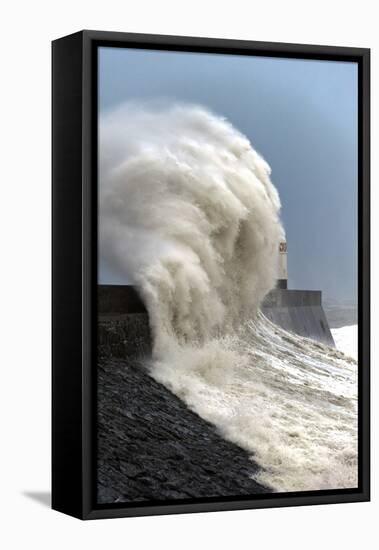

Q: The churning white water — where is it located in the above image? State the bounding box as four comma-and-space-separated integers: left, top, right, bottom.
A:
99, 102, 358, 492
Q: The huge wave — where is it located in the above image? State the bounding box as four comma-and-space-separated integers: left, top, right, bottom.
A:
99, 102, 358, 492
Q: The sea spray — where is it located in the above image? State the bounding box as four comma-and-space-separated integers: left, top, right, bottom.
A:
99, 102, 358, 492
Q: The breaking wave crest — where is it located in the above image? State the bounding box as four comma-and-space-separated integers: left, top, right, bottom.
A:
99, 102, 358, 492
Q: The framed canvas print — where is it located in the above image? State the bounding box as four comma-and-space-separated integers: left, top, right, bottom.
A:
52, 30, 370, 520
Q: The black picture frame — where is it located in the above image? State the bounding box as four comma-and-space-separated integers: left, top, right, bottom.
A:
52, 30, 370, 520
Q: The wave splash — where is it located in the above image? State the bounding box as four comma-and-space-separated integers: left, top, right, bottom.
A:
100, 102, 358, 492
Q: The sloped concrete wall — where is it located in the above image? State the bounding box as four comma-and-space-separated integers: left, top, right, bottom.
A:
261, 289, 335, 346
97, 292, 270, 503
97, 352, 270, 503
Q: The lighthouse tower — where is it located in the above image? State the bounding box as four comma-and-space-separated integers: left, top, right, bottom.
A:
277, 238, 288, 289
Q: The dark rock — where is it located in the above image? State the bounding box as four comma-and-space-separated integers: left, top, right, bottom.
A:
97, 316, 271, 504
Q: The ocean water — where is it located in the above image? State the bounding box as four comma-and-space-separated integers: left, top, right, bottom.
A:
332, 325, 358, 361
100, 102, 358, 492
150, 313, 358, 492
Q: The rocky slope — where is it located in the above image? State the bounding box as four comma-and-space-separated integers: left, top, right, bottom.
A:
97, 315, 271, 503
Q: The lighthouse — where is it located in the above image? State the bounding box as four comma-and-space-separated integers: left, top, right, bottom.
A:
260, 231, 334, 346
277, 238, 288, 289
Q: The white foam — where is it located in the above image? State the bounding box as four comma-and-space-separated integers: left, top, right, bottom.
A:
332, 325, 358, 361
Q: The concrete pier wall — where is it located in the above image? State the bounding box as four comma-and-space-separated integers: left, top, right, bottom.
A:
98, 284, 334, 347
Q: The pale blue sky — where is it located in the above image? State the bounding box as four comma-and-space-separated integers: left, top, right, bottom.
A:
99, 47, 358, 304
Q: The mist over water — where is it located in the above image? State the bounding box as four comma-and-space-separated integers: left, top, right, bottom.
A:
100, 102, 358, 492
